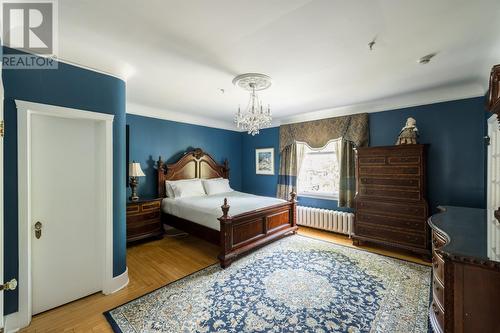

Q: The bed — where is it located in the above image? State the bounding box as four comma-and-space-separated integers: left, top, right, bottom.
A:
156, 148, 298, 268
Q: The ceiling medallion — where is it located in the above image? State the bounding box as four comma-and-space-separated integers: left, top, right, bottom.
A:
233, 73, 272, 136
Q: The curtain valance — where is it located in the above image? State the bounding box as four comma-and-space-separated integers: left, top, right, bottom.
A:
279, 113, 369, 152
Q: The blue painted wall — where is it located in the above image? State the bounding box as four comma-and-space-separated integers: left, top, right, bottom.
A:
2, 47, 127, 315
241, 127, 280, 196
126, 114, 243, 198
241, 97, 487, 212
370, 97, 486, 210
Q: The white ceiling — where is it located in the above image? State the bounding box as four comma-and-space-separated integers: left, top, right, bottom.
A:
58, 0, 500, 129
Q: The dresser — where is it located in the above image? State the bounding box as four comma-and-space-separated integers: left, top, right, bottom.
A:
353, 145, 430, 257
126, 198, 164, 243
429, 206, 500, 333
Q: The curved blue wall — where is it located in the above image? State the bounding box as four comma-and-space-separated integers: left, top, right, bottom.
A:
2, 47, 127, 315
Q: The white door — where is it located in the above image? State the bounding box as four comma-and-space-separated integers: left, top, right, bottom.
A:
31, 114, 104, 314
487, 115, 500, 259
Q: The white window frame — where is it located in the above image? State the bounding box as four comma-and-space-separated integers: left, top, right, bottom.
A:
297, 139, 341, 201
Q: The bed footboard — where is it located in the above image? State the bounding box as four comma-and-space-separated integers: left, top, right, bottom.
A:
217, 193, 298, 268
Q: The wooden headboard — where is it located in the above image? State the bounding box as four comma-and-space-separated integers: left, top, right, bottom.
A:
156, 148, 230, 198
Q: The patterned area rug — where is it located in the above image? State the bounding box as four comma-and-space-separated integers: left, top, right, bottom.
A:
104, 235, 430, 333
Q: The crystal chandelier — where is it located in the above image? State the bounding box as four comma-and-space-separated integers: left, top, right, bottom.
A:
233, 73, 272, 136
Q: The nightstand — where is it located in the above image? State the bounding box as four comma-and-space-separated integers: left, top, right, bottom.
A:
126, 198, 164, 243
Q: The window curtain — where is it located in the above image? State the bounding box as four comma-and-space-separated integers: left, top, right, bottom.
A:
338, 139, 356, 207
276, 142, 305, 200
279, 113, 369, 152
278, 113, 369, 207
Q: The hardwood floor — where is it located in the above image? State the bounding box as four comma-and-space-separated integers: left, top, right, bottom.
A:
19, 227, 428, 332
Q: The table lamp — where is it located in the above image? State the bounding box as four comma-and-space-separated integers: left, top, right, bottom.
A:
129, 161, 145, 201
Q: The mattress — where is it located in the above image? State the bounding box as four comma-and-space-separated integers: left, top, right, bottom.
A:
161, 191, 286, 231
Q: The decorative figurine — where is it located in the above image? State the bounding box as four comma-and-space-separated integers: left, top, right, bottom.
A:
396, 117, 419, 145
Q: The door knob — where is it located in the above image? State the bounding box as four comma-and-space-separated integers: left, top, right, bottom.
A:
34, 221, 42, 239
0, 279, 17, 291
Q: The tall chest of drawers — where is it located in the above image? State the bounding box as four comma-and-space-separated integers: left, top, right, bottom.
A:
353, 145, 430, 257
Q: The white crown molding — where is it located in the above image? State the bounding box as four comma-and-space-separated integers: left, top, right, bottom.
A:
127, 102, 240, 132
4, 47, 126, 82
55, 57, 126, 82
127, 81, 485, 132
74, 79, 481, 131
277, 81, 485, 125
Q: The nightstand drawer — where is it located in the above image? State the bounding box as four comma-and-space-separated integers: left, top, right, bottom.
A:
142, 200, 161, 212
126, 204, 140, 214
126, 198, 163, 243
127, 220, 162, 238
127, 210, 160, 224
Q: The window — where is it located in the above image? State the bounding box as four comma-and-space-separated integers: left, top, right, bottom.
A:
297, 140, 340, 200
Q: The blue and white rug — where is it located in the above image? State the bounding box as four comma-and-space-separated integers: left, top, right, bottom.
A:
104, 235, 430, 333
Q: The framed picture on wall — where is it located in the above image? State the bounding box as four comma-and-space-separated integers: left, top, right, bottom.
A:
255, 148, 274, 175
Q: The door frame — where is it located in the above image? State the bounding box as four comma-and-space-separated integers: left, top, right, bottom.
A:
16, 100, 115, 328
487, 114, 497, 211
487, 114, 500, 255
0, 58, 4, 330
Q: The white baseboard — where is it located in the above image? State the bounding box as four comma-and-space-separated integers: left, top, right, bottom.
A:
4, 311, 21, 333
103, 267, 129, 295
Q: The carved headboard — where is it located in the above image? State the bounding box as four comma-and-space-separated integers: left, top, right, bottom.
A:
156, 148, 230, 198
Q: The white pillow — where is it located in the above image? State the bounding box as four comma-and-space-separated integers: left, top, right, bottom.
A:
170, 179, 206, 198
202, 178, 233, 195
165, 179, 198, 198
165, 181, 175, 198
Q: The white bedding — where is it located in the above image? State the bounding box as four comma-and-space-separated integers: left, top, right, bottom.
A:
162, 191, 286, 231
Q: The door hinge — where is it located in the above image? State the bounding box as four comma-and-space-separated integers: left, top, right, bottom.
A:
0, 120, 4, 138
484, 135, 491, 145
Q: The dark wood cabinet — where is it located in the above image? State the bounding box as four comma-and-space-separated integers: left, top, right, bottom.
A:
126, 198, 164, 243
487, 64, 500, 121
353, 145, 430, 257
429, 207, 500, 333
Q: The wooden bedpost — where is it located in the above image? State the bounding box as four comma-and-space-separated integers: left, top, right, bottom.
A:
218, 198, 233, 268
222, 159, 230, 179
290, 191, 298, 232
157, 156, 165, 198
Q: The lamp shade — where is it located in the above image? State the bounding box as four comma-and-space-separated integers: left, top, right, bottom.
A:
129, 162, 145, 177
